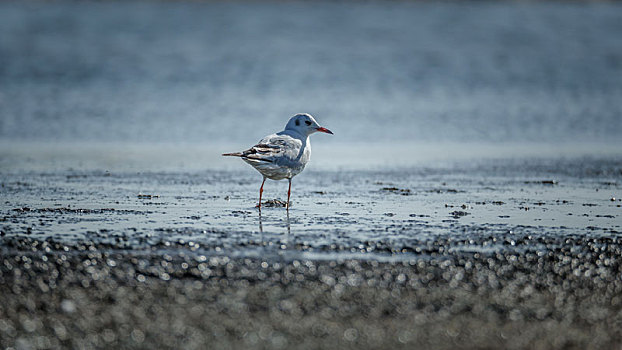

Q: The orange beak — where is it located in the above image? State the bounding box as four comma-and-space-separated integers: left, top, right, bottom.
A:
316, 127, 333, 135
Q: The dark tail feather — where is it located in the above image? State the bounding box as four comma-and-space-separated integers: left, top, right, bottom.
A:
222, 152, 242, 157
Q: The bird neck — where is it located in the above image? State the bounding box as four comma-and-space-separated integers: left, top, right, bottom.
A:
280, 128, 308, 140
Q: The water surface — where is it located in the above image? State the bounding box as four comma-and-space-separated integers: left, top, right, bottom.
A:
1, 1, 621, 144
1, 1, 622, 260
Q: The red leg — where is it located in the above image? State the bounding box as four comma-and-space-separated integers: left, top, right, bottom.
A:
257, 177, 266, 209
286, 178, 292, 210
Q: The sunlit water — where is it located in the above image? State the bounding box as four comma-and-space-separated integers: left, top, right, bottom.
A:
1, 1, 622, 260
2, 148, 620, 260
1, 1, 621, 144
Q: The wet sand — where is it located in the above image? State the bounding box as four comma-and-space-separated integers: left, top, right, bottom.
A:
1, 151, 621, 349
1, 236, 621, 349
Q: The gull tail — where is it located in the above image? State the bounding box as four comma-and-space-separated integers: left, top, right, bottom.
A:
222, 152, 243, 157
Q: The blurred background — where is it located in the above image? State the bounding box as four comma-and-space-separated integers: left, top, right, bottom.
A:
1, 1, 621, 170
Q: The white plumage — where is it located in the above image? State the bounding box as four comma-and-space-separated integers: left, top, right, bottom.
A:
223, 113, 333, 209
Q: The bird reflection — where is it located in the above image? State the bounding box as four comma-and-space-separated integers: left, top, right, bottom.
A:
257, 210, 291, 235
286, 210, 291, 235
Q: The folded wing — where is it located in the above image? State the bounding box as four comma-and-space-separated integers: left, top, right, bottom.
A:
222, 134, 304, 180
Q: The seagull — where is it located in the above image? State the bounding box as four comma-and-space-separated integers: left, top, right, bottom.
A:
222, 113, 333, 210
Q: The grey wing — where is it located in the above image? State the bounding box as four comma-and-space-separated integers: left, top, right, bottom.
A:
237, 141, 279, 163
241, 134, 301, 163
240, 135, 303, 179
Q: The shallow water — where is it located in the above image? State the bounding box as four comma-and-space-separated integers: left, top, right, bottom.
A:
1, 1, 622, 260
2, 150, 620, 260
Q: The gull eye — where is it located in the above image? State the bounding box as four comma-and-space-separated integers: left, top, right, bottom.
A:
305, 120, 312, 126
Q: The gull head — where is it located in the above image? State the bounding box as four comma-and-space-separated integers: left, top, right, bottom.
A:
285, 113, 333, 137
